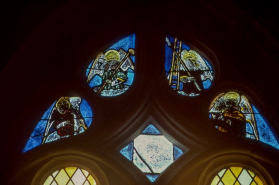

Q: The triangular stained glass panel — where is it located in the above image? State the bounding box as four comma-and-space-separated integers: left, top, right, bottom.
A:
120, 142, 133, 161
146, 174, 159, 182
173, 145, 184, 160
65, 167, 77, 178
230, 167, 242, 178
252, 105, 279, 149
141, 124, 161, 135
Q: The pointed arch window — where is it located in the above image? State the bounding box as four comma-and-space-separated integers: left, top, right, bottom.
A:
165, 34, 214, 96
209, 92, 279, 149
86, 34, 136, 97
23, 97, 93, 153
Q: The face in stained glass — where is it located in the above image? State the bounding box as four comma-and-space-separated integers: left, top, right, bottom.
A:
23, 97, 93, 153
165, 34, 214, 96
86, 34, 136, 97
44, 167, 97, 185
120, 124, 186, 182
211, 167, 264, 185
209, 92, 279, 149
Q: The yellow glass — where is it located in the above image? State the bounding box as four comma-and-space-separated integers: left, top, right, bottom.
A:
88, 175, 97, 185
230, 167, 242, 178
65, 167, 77, 177
222, 169, 236, 185
248, 170, 255, 177
254, 176, 263, 185
212, 167, 264, 185
44, 167, 97, 185
234, 181, 240, 185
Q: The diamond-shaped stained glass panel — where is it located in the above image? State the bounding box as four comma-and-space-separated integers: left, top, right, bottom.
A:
238, 169, 252, 184
55, 169, 69, 184
120, 124, 186, 182
222, 169, 236, 185
65, 167, 77, 178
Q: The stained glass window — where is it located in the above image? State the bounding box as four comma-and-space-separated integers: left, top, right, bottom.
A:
86, 34, 136, 97
165, 34, 214, 96
211, 167, 264, 185
120, 124, 185, 182
44, 167, 97, 185
23, 97, 93, 153
209, 92, 279, 149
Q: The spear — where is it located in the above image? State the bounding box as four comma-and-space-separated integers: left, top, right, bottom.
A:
97, 49, 135, 94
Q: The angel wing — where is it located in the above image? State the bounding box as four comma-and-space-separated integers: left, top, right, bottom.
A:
239, 95, 259, 140
209, 93, 225, 113
87, 52, 106, 82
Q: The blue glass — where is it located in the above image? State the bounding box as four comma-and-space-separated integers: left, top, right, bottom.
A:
203, 58, 212, 71
120, 124, 186, 183
23, 120, 48, 152
80, 99, 92, 117
30, 120, 48, 137
89, 75, 102, 88
165, 34, 214, 96
120, 142, 133, 161
107, 34, 136, 63
165, 42, 173, 72
246, 123, 254, 134
41, 102, 56, 119
86, 60, 94, 77
202, 79, 212, 89
124, 71, 134, 86
87, 34, 136, 97
146, 174, 159, 182
173, 145, 183, 160
252, 105, 279, 149
23, 97, 93, 153
23, 136, 42, 153
142, 124, 161, 135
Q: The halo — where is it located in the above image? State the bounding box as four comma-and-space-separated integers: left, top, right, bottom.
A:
224, 92, 241, 106
182, 51, 199, 67
104, 50, 120, 62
